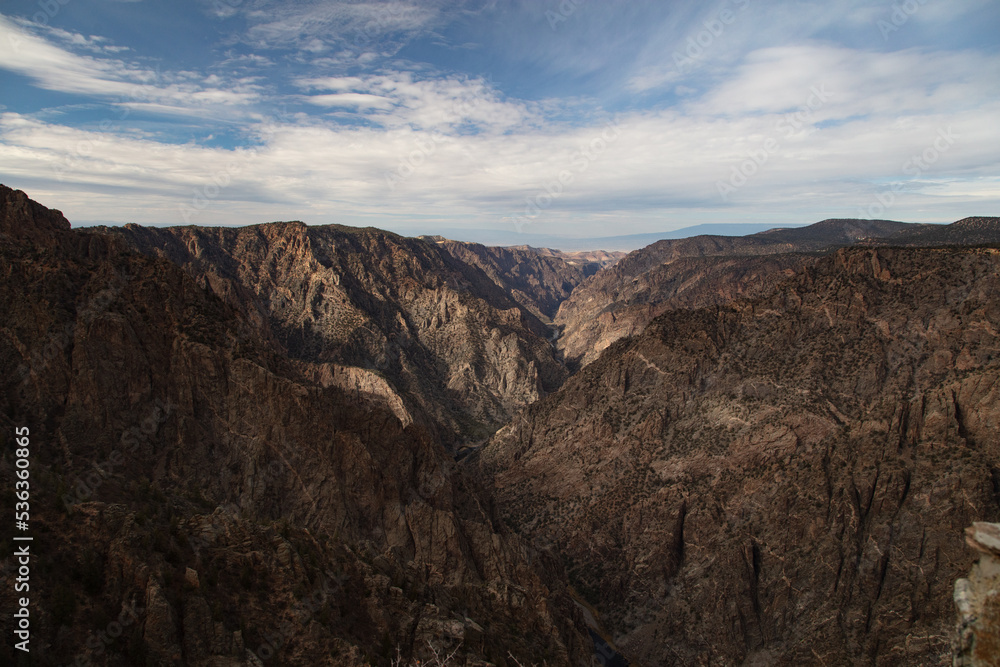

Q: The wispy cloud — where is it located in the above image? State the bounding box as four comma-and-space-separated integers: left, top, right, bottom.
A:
231, 0, 448, 56
0, 0, 998, 238
0, 16, 260, 116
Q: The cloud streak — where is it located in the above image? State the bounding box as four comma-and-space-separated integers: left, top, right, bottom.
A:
0, 1, 998, 239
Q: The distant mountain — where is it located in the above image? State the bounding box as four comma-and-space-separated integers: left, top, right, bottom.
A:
427, 223, 811, 252
889, 216, 1000, 246
554, 218, 925, 367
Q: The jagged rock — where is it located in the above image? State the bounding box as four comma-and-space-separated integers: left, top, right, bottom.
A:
0, 186, 591, 666
954, 522, 1000, 666
431, 238, 621, 322
554, 217, 1000, 369
479, 245, 1000, 665
103, 219, 568, 447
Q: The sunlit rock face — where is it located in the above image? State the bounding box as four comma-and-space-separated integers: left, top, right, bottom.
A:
954, 522, 1000, 667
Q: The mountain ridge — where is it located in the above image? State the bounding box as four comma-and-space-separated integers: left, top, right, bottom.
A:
0, 185, 597, 666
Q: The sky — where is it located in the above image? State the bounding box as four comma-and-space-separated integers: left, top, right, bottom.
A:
0, 0, 998, 242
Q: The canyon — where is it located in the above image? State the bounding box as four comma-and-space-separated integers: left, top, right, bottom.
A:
2, 184, 999, 666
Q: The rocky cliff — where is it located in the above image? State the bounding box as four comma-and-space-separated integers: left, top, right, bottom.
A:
427, 239, 596, 323
551, 218, 997, 369
953, 522, 1000, 666
553, 253, 814, 369
0, 185, 592, 666
103, 222, 568, 449
479, 245, 1000, 665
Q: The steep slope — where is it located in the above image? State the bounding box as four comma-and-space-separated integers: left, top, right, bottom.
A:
890, 217, 1000, 247
427, 239, 595, 322
555, 219, 933, 367
554, 253, 815, 369
0, 186, 592, 666
478, 245, 1000, 665
507, 247, 625, 273
105, 222, 568, 448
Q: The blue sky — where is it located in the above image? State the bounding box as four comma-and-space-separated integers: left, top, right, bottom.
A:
0, 0, 998, 241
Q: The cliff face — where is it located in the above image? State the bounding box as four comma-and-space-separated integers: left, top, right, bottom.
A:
105, 222, 568, 448
553, 219, 931, 368
479, 246, 1000, 665
429, 239, 597, 323
953, 522, 1000, 666
0, 186, 591, 666
554, 253, 814, 369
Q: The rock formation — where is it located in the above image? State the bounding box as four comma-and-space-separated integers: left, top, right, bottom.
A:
479, 245, 1000, 665
0, 185, 592, 666
553, 217, 1000, 369
954, 522, 1000, 666
4, 184, 999, 666
425, 239, 622, 323
103, 222, 568, 449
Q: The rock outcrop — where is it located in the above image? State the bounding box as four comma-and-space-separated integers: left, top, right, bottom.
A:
554, 253, 813, 369
479, 245, 1000, 665
0, 185, 592, 666
954, 522, 1000, 666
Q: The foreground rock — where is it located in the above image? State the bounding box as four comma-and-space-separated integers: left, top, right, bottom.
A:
953, 522, 1000, 666
0, 186, 591, 666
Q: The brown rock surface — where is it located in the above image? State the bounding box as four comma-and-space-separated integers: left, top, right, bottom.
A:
554, 218, 939, 368
0, 185, 591, 666
427, 239, 621, 323
953, 522, 1000, 666
479, 245, 1000, 665
105, 221, 568, 448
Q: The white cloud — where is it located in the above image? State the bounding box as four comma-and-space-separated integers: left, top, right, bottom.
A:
1, 3, 999, 237
238, 0, 445, 54
293, 71, 536, 132
0, 16, 260, 115
690, 45, 1000, 119
303, 93, 395, 109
